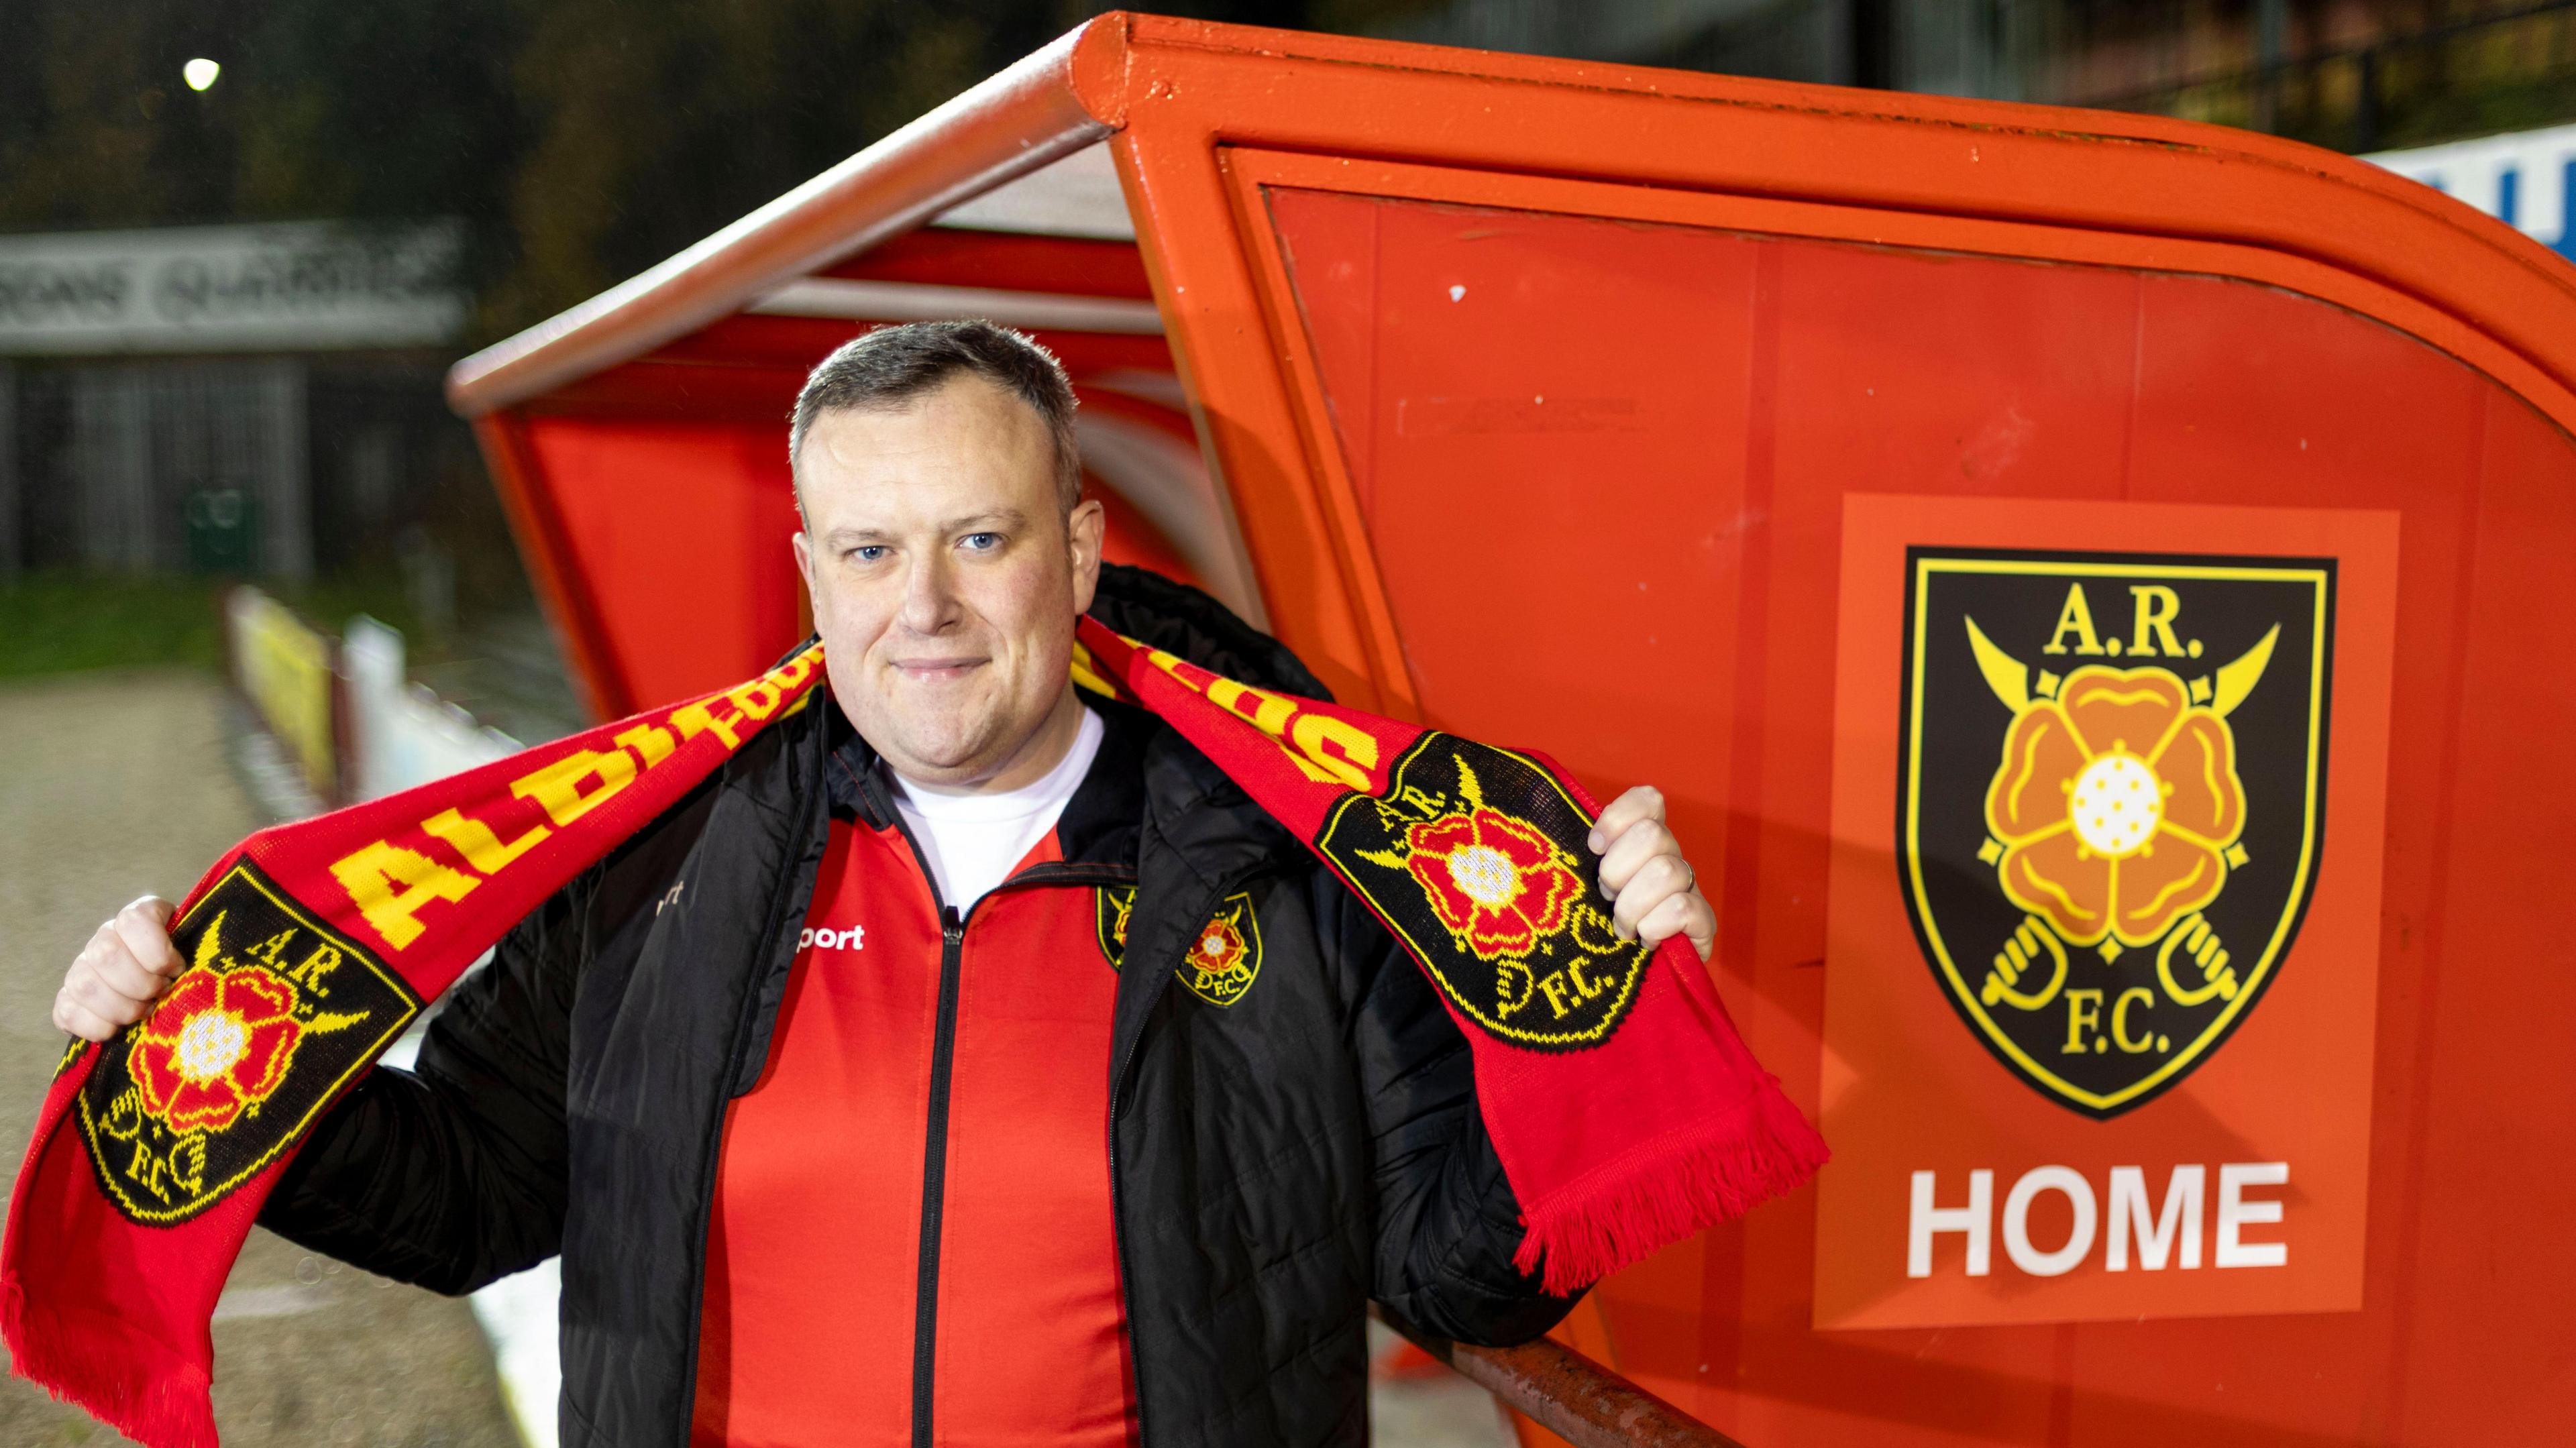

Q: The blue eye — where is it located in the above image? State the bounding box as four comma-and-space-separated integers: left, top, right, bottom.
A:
850, 545, 888, 563
961, 532, 1002, 552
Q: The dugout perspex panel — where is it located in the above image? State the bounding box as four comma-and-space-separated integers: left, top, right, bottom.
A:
449, 16, 2576, 1443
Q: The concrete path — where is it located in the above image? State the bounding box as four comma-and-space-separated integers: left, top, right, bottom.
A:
0, 670, 516, 1448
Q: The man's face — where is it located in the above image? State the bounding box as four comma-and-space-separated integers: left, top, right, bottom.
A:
791, 374, 1102, 787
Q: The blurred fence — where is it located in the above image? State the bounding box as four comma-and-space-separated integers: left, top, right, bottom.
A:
220, 585, 559, 1448
339, 615, 523, 801
223, 585, 521, 806
226, 590, 339, 799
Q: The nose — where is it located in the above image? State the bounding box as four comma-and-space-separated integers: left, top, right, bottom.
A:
896, 549, 962, 637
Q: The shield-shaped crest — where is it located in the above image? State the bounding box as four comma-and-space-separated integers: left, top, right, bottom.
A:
1096, 885, 1135, 968
1178, 893, 1263, 1007
76, 860, 419, 1223
1897, 547, 2334, 1117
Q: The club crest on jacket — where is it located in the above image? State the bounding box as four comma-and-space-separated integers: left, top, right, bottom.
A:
1897, 547, 2334, 1117
1095, 884, 1134, 969
1178, 893, 1262, 1007
1097, 884, 1264, 1008
74, 861, 421, 1224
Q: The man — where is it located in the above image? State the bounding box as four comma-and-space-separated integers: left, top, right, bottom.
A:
53, 321, 1717, 1447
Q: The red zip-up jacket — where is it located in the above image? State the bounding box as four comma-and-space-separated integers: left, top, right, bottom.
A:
690, 802, 1143, 1447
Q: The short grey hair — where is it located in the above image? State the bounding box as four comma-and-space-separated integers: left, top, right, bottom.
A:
788, 320, 1083, 512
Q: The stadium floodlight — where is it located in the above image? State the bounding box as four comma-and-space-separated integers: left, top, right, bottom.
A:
182, 58, 221, 92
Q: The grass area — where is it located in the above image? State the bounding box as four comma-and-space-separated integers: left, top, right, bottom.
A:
0, 575, 229, 679
0, 573, 433, 682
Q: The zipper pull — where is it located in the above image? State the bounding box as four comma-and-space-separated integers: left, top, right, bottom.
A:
941, 906, 963, 947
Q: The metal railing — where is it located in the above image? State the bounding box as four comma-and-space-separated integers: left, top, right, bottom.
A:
1380, 1310, 1746, 1448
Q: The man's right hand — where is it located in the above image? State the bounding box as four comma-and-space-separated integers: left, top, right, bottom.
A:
54, 896, 185, 1042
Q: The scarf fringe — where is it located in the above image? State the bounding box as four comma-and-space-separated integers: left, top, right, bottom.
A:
1513, 1076, 1830, 1296
3, 1276, 216, 1448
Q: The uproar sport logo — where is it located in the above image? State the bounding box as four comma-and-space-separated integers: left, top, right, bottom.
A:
1898, 549, 2334, 1117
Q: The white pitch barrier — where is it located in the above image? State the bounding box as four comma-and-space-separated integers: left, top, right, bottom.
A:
2370, 119, 2576, 265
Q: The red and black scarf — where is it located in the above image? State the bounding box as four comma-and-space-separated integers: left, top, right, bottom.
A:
5, 620, 1825, 1446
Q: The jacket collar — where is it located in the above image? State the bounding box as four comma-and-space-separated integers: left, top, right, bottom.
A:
820, 688, 1161, 873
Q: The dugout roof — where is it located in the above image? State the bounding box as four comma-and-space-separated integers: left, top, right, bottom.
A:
448, 16, 2576, 1443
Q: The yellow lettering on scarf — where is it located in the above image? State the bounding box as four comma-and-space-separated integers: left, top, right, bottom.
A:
1291, 714, 1377, 790
1205, 677, 1338, 785
1538, 972, 1574, 1018
621, 646, 818, 761
1535, 960, 1619, 1020
1128, 646, 1387, 793
330, 842, 481, 950
1142, 648, 1206, 694
673, 700, 745, 748
512, 748, 637, 828
422, 807, 551, 874
286, 944, 342, 997
615, 722, 677, 768
126, 1138, 190, 1203
1203, 675, 1383, 791
1205, 677, 1296, 736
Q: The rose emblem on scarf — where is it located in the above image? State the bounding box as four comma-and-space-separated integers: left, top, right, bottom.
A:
1984, 665, 2247, 948
75, 873, 418, 1226
129, 967, 305, 1135
1321, 737, 1650, 1050
1403, 807, 1584, 961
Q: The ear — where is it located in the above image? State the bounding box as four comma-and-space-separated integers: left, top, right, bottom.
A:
792, 529, 817, 598
1067, 498, 1106, 616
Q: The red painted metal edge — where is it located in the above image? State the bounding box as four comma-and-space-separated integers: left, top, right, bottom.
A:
443, 19, 1125, 417
468, 410, 629, 719
1088, 15, 2576, 422
445, 12, 2576, 435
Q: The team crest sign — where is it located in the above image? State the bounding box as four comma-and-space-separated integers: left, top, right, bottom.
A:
1899, 549, 2333, 1117
1817, 495, 2395, 1329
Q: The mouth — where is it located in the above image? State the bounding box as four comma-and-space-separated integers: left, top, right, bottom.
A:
890, 656, 989, 683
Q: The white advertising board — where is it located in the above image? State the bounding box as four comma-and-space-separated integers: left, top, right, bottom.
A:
0, 220, 465, 354
2369, 120, 2576, 264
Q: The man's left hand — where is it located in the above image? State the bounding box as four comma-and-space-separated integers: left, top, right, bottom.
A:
1588, 786, 1716, 962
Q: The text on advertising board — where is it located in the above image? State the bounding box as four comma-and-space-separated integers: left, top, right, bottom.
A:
0, 221, 462, 354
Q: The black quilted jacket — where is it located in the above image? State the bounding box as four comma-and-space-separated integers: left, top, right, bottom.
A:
260, 565, 1576, 1447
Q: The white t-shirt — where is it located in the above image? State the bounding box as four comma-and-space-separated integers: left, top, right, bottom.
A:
888, 706, 1105, 913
